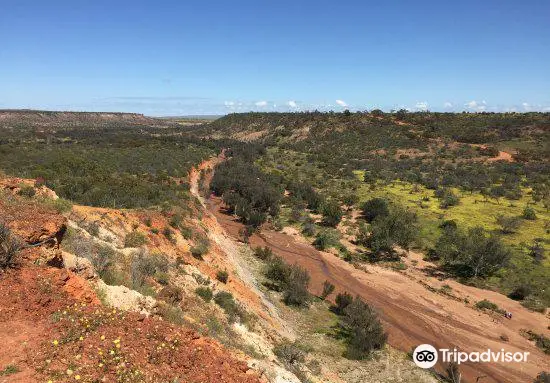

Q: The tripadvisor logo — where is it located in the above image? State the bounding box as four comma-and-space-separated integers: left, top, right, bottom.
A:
413, 344, 438, 368
412, 344, 530, 369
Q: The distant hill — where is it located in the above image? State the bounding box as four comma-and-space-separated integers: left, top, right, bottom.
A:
0, 109, 169, 128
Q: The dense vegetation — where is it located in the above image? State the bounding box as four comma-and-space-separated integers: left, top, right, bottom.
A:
0, 120, 216, 208
203, 111, 550, 309
1, 110, 548, 310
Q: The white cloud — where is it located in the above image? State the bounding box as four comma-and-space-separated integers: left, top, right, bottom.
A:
522, 102, 532, 111
465, 100, 478, 109
287, 100, 298, 108
255, 100, 268, 107
415, 101, 428, 110
443, 102, 453, 108
465, 100, 487, 112
224, 101, 235, 107
335, 99, 347, 107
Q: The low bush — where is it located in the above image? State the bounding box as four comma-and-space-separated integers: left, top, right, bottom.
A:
475, 299, 504, 314
124, 231, 147, 248
522, 206, 537, 220
283, 264, 311, 306
162, 227, 175, 242
130, 250, 169, 290
313, 229, 340, 250
321, 280, 335, 300
253, 246, 273, 260
273, 341, 305, 366
496, 214, 522, 234
508, 285, 531, 301
216, 270, 229, 283
190, 238, 210, 260
18, 185, 36, 198
341, 296, 387, 359
521, 296, 547, 313
265, 255, 290, 289
333, 292, 353, 315
195, 286, 213, 302
213, 291, 249, 323
0, 223, 22, 269
320, 200, 343, 227
361, 198, 389, 223
158, 286, 183, 305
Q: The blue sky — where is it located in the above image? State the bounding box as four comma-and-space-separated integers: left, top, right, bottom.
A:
1, 0, 549, 115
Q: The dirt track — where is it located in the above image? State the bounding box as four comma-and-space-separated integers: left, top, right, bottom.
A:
207, 196, 549, 383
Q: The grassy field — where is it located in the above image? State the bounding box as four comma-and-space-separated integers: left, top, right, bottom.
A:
354, 170, 549, 254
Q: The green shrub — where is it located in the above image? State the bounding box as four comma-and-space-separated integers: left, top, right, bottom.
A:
435, 188, 460, 209
157, 303, 187, 325
361, 198, 389, 223
216, 270, 229, 283
283, 264, 311, 306
0, 364, 20, 376
195, 286, 213, 302
162, 227, 175, 242
0, 223, 22, 269
313, 229, 340, 250
521, 296, 547, 313
321, 200, 343, 227
124, 231, 147, 248
321, 280, 335, 300
475, 299, 504, 314
341, 296, 387, 359
213, 291, 240, 322
18, 185, 36, 198
180, 225, 193, 239
254, 246, 273, 260
130, 250, 169, 290
523, 330, 550, 354
190, 238, 210, 260
265, 255, 290, 289
169, 213, 183, 228
496, 214, 522, 234
155, 272, 170, 285
333, 292, 353, 315
522, 206, 537, 220
273, 341, 305, 366
301, 220, 316, 237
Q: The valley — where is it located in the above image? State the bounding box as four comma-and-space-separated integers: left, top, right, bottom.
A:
0, 110, 548, 383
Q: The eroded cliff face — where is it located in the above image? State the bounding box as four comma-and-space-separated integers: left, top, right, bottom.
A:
0, 177, 262, 383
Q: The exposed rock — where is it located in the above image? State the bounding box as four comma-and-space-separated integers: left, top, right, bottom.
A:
96, 280, 157, 315
61, 251, 97, 280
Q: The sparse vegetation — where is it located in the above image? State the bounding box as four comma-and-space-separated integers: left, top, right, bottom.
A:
340, 296, 387, 359
320, 280, 335, 300
216, 270, 229, 283
475, 299, 505, 314
0, 365, 19, 376
124, 231, 147, 248
195, 286, 213, 302
0, 223, 22, 269
190, 237, 210, 260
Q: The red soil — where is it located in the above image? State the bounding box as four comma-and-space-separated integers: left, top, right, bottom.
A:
0, 185, 260, 383
0, 264, 260, 383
